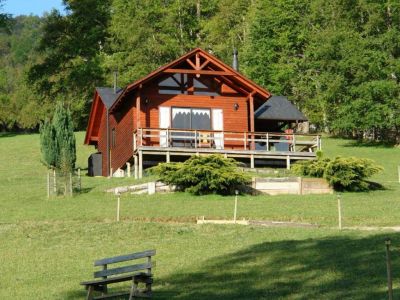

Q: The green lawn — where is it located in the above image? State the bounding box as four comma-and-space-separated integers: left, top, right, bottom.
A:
0, 132, 399, 299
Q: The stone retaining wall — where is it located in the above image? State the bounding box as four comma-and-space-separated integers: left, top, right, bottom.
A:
252, 177, 333, 195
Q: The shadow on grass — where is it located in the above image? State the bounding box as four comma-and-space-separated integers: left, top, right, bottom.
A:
76, 187, 94, 194
0, 132, 18, 138
339, 139, 396, 148
154, 233, 399, 299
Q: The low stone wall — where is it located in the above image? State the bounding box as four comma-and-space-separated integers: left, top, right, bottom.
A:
107, 177, 332, 196
106, 181, 175, 195
252, 177, 333, 195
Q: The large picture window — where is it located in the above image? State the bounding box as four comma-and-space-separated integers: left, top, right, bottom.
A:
172, 108, 211, 130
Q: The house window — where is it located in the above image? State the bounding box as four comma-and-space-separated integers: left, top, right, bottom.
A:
111, 128, 116, 148
171, 107, 211, 130
158, 74, 220, 96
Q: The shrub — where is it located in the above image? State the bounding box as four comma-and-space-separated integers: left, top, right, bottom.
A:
150, 155, 250, 195
292, 156, 383, 191
324, 157, 383, 191
291, 158, 330, 177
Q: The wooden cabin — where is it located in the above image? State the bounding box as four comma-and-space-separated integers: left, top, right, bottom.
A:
84, 48, 319, 177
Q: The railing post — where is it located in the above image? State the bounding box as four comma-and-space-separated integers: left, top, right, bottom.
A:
317, 135, 321, 150
140, 128, 143, 146
133, 133, 137, 152
266, 133, 269, 151
292, 134, 296, 152
166, 128, 169, 147
194, 130, 197, 148
244, 132, 247, 150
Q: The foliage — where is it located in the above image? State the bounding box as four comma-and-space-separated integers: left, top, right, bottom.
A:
150, 154, 250, 195
1, 0, 400, 143
291, 158, 330, 178
28, 0, 110, 128
0, 0, 11, 33
39, 102, 76, 171
39, 120, 57, 168
292, 155, 383, 191
0, 15, 46, 130
324, 157, 383, 191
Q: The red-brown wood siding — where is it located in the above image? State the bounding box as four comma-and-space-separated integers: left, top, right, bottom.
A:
96, 106, 108, 176
109, 101, 134, 175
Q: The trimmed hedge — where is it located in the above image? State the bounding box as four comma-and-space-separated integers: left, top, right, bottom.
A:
150, 155, 250, 195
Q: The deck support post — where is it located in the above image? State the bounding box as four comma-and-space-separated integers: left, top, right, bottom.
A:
286, 156, 291, 170
138, 151, 143, 179
250, 154, 255, 169
126, 162, 131, 177
166, 151, 170, 163
134, 155, 138, 179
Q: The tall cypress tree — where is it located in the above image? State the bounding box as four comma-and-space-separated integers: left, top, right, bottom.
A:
39, 120, 57, 168
39, 102, 76, 172
52, 102, 76, 172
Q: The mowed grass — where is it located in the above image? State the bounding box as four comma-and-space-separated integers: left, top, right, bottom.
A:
0, 132, 400, 299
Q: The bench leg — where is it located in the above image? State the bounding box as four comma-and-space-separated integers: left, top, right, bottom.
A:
101, 284, 107, 296
145, 282, 152, 297
129, 279, 139, 300
86, 286, 94, 300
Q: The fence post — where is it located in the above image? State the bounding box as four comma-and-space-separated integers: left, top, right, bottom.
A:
385, 238, 393, 300
233, 190, 238, 223
337, 194, 342, 230
53, 169, 56, 194
47, 171, 50, 198
69, 172, 73, 196
78, 168, 81, 191
116, 193, 121, 222
398, 165, 400, 184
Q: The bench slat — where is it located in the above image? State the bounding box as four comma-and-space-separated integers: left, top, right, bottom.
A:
94, 250, 156, 266
93, 291, 130, 300
94, 262, 155, 278
81, 273, 153, 286
81, 274, 134, 286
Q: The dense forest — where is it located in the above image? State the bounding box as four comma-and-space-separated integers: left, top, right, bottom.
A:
0, 0, 399, 142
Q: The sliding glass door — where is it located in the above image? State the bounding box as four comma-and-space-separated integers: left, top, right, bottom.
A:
172, 108, 211, 130
171, 108, 211, 147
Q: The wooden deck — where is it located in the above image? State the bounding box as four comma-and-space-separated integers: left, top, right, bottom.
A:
132, 128, 321, 178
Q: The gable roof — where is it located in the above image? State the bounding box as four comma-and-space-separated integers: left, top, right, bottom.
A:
96, 87, 123, 109
254, 96, 308, 121
84, 87, 122, 145
110, 48, 271, 112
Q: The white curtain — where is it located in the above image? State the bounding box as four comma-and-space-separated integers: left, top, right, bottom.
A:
159, 107, 170, 147
212, 109, 224, 149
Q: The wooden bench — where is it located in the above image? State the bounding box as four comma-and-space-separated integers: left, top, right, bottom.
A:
80, 250, 156, 300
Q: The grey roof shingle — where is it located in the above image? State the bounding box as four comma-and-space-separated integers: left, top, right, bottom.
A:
96, 87, 123, 109
255, 96, 307, 121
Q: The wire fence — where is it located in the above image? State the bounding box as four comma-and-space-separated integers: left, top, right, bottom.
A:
46, 169, 81, 197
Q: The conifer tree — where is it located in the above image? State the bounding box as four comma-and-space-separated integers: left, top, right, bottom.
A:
52, 102, 76, 172
39, 120, 57, 168
39, 102, 76, 172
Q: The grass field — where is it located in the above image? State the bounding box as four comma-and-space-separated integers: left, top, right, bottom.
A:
0, 132, 399, 299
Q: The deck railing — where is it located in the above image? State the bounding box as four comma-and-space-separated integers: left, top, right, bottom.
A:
133, 128, 321, 153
